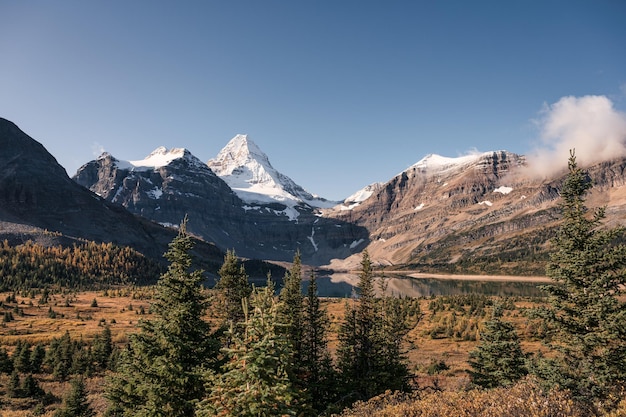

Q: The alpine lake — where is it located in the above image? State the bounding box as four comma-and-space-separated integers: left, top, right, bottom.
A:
306, 272, 549, 298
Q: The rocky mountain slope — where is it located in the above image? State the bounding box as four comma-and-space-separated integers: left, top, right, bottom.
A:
74, 138, 368, 265
207, 134, 338, 209
324, 150, 626, 273
6, 115, 626, 276
72, 132, 626, 274
0, 118, 225, 274
73, 147, 245, 247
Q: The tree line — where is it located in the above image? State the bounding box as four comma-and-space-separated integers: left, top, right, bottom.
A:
102, 217, 422, 416
0, 240, 164, 291
103, 152, 626, 416
1, 151, 625, 416
0, 325, 117, 416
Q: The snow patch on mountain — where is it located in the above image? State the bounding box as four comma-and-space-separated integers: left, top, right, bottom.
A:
147, 187, 163, 199
494, 186, 513, 195
130, 147, 187, 168
272, 206, 300, 222
350, 238, 364, 249
308, 227, 318, 251
412, 153, 480, 171
112, 185, 124, 203
208, 134, 338, 209
103, 147, 208, 172
340, 182, 384, 210
409, 151, 506, 174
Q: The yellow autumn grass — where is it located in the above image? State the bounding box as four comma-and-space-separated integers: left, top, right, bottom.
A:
0, 290, 148, 351
0, 290, 556, 415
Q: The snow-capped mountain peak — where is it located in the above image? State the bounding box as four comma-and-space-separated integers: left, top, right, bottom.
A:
108, 147, 207, 171
406, 151, 520, 178
339, 182, 385, 210
208, 135, 338, 209
207, 135, 274, 182
411, 153, 485, 171
208, 134, 270, 176
132, 147, 185, 167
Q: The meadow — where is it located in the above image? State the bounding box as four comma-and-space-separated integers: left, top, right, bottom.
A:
0, 288, 550, 415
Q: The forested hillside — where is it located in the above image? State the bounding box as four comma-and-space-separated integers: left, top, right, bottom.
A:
0, 153, 625, 416
0, 240, 164, 291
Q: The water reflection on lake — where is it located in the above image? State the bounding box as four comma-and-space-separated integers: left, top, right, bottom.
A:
304, 273, 546, 298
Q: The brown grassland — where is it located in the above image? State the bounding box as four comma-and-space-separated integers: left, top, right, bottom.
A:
0, 287, 559, 416
0, 289, 153, 416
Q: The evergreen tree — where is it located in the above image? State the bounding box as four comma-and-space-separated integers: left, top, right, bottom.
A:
48, 331, 74, 381
8, 369, 21, 398
21, 373, 44, 398
30, 343, 46, 373
337, 250, 379, 401
54, 377, 95, 417
105, 218, 220, 417
301, 272, 338, 414
92, 326, 113, 370
533, 150, 626, 403
198, 280, 303, 417
337, 251, 377, 400
468, 302, 527, 388
336, 250, 412, 402
0, 347, 13, 374
215, 250, 252, 326
71, 345, 93, 376
376, 280, 419, 393
13, 340, 32, 373
278, 251, 305, 379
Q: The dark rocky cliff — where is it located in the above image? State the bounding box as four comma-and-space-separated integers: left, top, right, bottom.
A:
7, 116, 626, 275
74, 151, 369, 265
0, 118, 224, 272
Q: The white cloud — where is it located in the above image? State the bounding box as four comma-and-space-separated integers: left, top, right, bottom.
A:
91, 142, 106, 157
526, 95, 626, 178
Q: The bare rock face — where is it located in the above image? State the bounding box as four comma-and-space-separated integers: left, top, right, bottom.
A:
0, 118, 203, 262
74, 148, 369, 265
325, 151, 626, 273
74, 150, 246, 247
8, 114, 626, 275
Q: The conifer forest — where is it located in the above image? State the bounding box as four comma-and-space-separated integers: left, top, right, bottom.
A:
1, 152, 626, 416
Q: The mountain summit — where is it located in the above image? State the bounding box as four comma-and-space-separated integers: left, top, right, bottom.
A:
104, 146, 206, 171
0, 118, 191, 260
208, 135, 337, 208
74, 137, 368, 264
9, 115, 626, 273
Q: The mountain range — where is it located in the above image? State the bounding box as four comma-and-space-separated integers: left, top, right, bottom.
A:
4, 117, 626, 274
73, 134, 368, 265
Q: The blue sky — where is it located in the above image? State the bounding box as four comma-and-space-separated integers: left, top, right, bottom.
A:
1, 1, 625, 200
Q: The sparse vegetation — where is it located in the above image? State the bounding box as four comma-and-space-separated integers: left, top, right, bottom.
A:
0, 289, 623, 416
531, 151, 626, 408
335, 377, 591, 417
406, 220, 558, 276
1, 152, 625, 416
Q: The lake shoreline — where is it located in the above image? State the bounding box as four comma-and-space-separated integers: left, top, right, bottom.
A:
313, 271, 549, 297
384, 271, 551, 283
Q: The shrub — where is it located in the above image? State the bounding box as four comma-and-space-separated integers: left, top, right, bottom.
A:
335, 377, 588, 417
